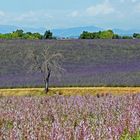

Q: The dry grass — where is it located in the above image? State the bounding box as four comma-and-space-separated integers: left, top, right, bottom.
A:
0, 87, 140, 96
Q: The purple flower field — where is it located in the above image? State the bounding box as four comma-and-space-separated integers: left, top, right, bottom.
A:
0, 94, 140, 139
0, 39, 140, 87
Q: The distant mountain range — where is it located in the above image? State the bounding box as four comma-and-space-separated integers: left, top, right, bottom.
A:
51, 26, 103, 38
0, 25, 140, 38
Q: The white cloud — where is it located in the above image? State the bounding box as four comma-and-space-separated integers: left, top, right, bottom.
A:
120, 0, 124, 3
0, 10, 53, 27
0, 0, 140, 30
15, 11, 53, 28
120, 0, 139, 3
0, 11, 5, 17
69, 0, 115, 18
15, 11, 37, 22
15, 11, 53, 22
86, 0, 115, 16
131, 0, 139, 3
134, 2, 140, 12
69, 11, 79, 17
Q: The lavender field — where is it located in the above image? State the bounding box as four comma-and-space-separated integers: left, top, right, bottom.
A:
0, 39, 140, 87
0, 94, 140, 139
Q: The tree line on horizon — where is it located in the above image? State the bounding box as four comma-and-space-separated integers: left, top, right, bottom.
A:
0, 29, 140, 39
80, 30, 140, 39
0, 29, 55, 39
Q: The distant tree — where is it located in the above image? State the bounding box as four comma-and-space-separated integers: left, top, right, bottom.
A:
32, 33, 43, 39
12, 29, 24, 38
43, 30, 53, 39
0, 33, 12, 39
27, 47, 64, 93
133, 33, 140, 39
113, 34, 121, 39
26, 32, 32, 35
79, 30, 118, 39
16, 29, 24, 37
122, 36, 133, 39
80, 31, 88, 39
99, 30, 114, 39
22, 34, 30, 39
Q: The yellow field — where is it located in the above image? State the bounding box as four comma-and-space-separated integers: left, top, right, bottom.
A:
0, 87, 140, 96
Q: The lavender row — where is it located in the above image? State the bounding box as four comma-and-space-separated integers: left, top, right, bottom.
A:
0, 39, 140, 87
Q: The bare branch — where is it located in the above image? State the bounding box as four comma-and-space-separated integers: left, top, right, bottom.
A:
27, 46, 65, 93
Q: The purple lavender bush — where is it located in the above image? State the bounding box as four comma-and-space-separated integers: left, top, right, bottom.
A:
1, 39, 140, 87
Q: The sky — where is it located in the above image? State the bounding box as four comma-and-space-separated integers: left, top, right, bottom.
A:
0, 0, 140, 29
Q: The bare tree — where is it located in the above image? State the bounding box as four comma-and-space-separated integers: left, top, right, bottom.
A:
28, 47, 64, 93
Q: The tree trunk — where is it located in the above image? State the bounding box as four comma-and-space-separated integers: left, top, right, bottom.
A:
45, 80, 49, 93
45, 70, 51, 94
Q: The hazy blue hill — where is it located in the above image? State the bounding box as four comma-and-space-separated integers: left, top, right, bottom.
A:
52, 27, 140, 37
113, 28, 140, 36
51, 26, 103, 38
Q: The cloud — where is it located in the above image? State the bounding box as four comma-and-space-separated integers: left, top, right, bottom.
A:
15, 11, 38, 22
131, 0, 139, 3
120, 0, 139, 3
134, 2, 140, 12
0, 10, 53, 27
86, 0, 115, 16
0, 11, 5, 17
15, 11, 53, 22
69, 0, 115, 18
0, 0, 140, 29
69, 11, 79, 17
